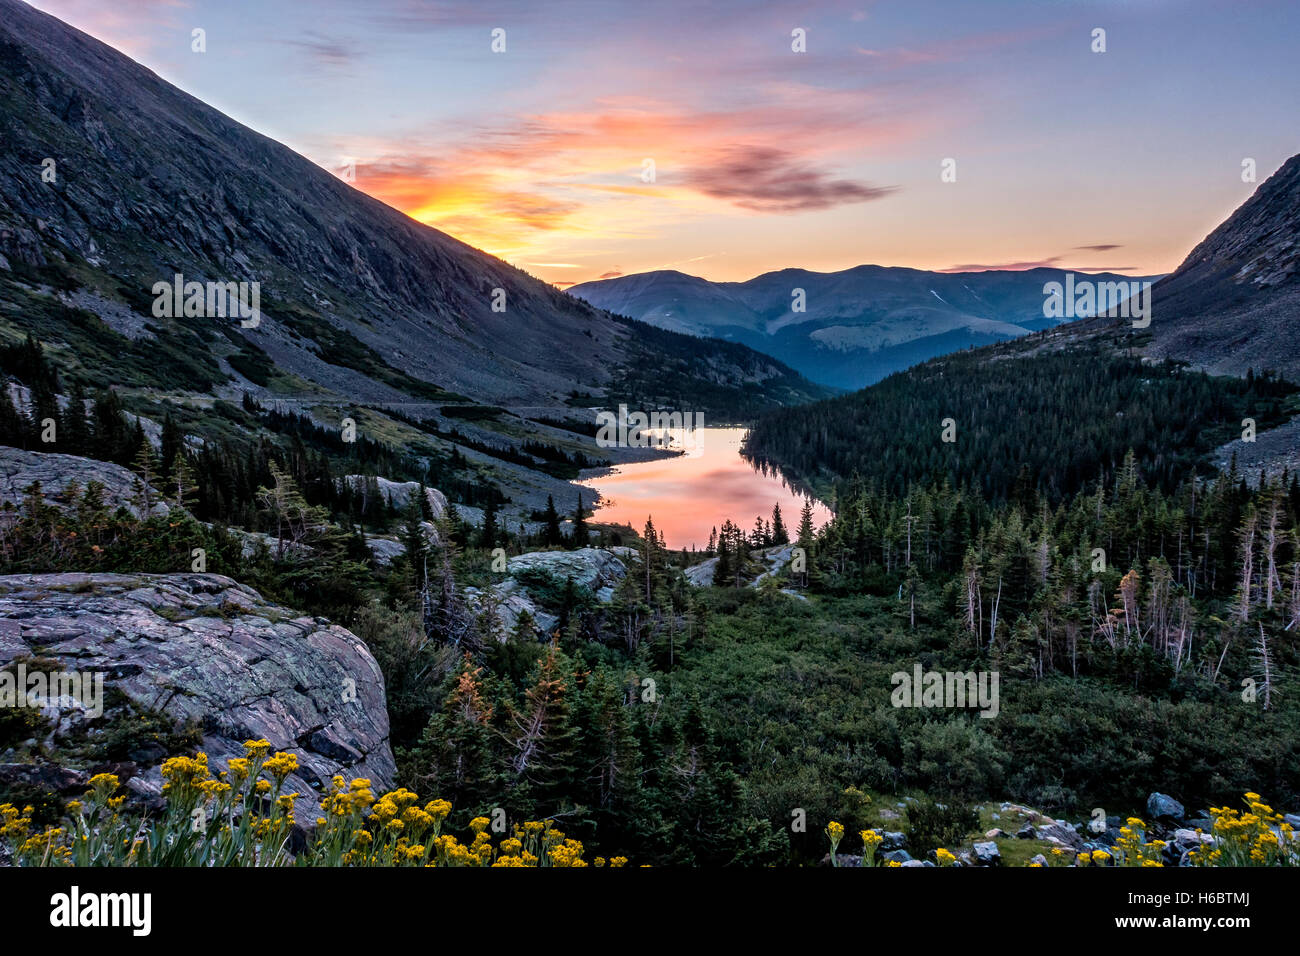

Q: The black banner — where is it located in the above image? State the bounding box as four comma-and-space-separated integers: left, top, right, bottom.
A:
0, 864, 1285, 943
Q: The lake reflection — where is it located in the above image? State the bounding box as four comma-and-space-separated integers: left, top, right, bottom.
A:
577, 427, 831, 550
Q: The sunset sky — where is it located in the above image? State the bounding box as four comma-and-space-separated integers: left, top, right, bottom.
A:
29, 0, 1300, 287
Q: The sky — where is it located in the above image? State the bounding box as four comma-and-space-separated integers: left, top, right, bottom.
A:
27, 0, 1300, 287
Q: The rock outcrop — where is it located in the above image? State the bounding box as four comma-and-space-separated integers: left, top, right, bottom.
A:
0, 446, 167, 518
341, 475, 448, 518
465, 547, 628, 640
0, 573, 395, 811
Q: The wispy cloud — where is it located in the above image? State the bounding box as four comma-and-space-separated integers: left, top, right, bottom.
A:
284, 32, 360, 71
939, 257, 1062, 273
683, 146, 895, 213
939, 256, 1140, 274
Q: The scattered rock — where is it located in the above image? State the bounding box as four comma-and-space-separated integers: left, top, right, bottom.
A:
1147, 792, 1185, 821
363, 535, 407, 567
0, 761, 88, 796
971, 841, 1001, 866
1173, 828, 1214, 849
880, 831, 907, 850
1034, 822, 1085, 850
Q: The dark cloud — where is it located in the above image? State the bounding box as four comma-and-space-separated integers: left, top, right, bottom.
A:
940, 257, 1062, 272
683, 146, 895, 213
1073, 244, 1123, 252
599, 271, 623, 279
941, 258, 1142, 273
285, 33, 359, 69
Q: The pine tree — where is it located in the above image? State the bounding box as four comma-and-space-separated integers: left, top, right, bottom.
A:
402, 494, 428, 602
170, 453, 199, 511
571, 493, 589, 548
794, 500, 816, 586
543, 495, 562, 546
715, 530, 731, 586
255, 461, 318, 561
159, 414, 183, 479
478, 495, 499, 550
771, 503, 789, 545
63, 384, 90, 455
642, 516, 659, 603
575, 665, 643, 812
130, 437, 160, 515
0, 383, 27, 447
508, 643, 577, 803
411, 659, 500, 806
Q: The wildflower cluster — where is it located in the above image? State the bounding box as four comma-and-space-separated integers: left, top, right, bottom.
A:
0, 740, 299, 866
1109, 816, 1167, 867
0, 743, 613, 868
824, 793, 1295, 868
859, 828, 884, 867
825, 821, 845, 866
1189, 793, 1297, 867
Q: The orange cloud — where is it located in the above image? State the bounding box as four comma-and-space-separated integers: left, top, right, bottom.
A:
344, 93, 909, 263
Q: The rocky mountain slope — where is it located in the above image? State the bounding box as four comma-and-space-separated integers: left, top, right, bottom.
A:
570, 265, 1159, 389
1063, 152, 1300, 381
0, 0, 823, 414
1137, 153, 1300, 379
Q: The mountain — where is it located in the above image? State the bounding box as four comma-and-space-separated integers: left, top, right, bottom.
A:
743, 153, 1300, 498
1096, 153, 1300, 379
0, 0, 824, 419
569, 265, 1161, 390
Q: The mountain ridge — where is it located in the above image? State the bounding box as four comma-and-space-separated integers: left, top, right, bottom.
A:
0, 0, 825, 418
569, 263, 1161, 389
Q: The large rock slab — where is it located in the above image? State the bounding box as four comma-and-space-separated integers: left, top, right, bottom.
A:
684, 556, 717, 587
507, 547, 627, 598
341, 474, 447, 518
0, 573, 394, 809
0, 446, 167, 518
465, 547, 628, 640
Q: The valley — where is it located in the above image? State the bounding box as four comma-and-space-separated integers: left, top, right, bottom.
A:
0, 0, 1298, 882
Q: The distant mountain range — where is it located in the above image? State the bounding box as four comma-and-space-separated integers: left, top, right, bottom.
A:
744, 148, 1300, 495
569, 265, 1162, 390
0, 0, 825, 421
